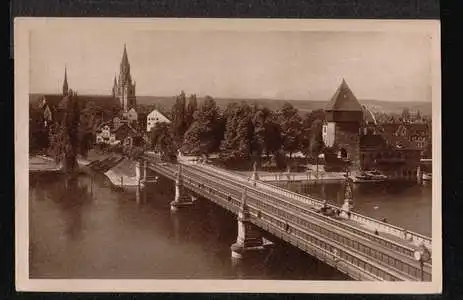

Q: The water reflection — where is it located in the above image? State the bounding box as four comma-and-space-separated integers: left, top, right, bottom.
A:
170, 210, 182, 244
46, 175, 93, 240
30, 173, 349, 280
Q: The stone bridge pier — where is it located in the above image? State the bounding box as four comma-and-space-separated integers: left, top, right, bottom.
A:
231, 188, 272, 260
170, 165, 196, 212
135, 160, 150, 185
136, 160, 160, 187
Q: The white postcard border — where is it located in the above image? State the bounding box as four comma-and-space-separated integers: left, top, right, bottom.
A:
14, 17, 442, 294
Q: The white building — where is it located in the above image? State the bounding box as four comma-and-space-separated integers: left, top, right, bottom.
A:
96, 123, 118, 145
146, 109, 171, 132
122, 107, 138, 123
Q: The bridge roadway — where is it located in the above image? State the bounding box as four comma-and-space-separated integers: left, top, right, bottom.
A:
141, 156, 432, 282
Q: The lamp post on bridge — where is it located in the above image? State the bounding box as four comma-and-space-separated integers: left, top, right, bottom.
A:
250, 161, 259, 186
341, 167, 354, 218
413, 242, 431, 281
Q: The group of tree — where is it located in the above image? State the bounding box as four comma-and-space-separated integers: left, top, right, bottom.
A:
149, 91, 327, 168
47, 92, 81, 173
30, 92, 108, 173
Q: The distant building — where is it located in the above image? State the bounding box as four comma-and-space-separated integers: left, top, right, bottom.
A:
95, 121, 138, 148
112, 44, 136, 112
378, 123, 431, 155
62, 66, 69, 96
37, 66, 72, 127
122, 107, 138, 124
322, 79, 364, 171
359, 134, 422, 180
96, 122, 117, 145
112, 116, 122, 129
146, 109, 171, 132
322, 79, 423, 180
114, 123, 139, 148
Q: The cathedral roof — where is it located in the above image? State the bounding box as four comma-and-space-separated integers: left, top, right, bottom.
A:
121, 44, 129, 68
326, 79, 363, 112
63, 67, 68, 92
118, 44, 133, 86
36, 95, 63, 109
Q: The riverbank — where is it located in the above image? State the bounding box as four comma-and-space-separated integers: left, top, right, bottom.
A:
29, 150, 139, 190
29, 156, 63, 174
104, 158, 139, 188
29, 150, 113, 173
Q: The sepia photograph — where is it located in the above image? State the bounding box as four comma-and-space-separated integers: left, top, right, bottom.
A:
15, 18, 441, 293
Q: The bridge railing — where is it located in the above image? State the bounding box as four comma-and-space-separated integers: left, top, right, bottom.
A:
144, 159, 431, 281
180, 167, 425, 281
190, 162, 431, 248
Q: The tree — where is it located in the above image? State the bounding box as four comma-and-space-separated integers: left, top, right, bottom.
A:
48, 93, 81, 173
309, 119, 324, 158
220, 102, 253, 163
308, 119, 324, 176
171, 91, 187, 147
301, 109, 326, 157
278, 102, 302, 158
249, 105, 276, 164
29, 106, 50, 154
182, 96, 221, 156
78, 100, 97, 157
150, 122, 176, 161
263, 111, 282, 157
251, 108, 266, 162
185, 93, 198, 131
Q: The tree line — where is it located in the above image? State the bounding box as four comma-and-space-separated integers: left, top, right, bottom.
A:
150, 91, 326, 169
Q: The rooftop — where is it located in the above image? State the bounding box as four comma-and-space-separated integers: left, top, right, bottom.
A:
326, 79, 363, 112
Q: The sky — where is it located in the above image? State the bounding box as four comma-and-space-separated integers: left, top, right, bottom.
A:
29, 28, 433, 102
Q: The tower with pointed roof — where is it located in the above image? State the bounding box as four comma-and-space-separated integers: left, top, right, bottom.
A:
113, 44, 136, 112
62, 66, 69, 96
322, 79, 364, 171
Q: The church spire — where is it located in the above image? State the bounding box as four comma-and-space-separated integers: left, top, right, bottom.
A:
121, 43, 129, 69
63, 65, 69, 96
115, 44, 136, 111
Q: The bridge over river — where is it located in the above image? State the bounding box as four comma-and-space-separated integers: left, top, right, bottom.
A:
138, 154, 432, 282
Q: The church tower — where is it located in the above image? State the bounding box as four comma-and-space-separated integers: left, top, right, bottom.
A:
113, 44, 136, 112
62, 66, 69, 96
322, 79, 364, 171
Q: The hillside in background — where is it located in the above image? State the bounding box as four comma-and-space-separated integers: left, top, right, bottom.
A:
136, 95, 433, 116
30, 93, 432, 116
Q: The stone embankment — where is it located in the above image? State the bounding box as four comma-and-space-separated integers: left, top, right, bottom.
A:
29, 149, 140, 189
29, 155, 62, 174
104, 158, 139, 188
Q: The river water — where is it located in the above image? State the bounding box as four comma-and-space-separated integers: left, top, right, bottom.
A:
278, 180, 432, 236
29, 172, 349, 280
29, 171, 431, 280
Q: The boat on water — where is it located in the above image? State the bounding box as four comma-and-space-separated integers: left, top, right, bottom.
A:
422, 172, 432, 181
350, 170, 388, 183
